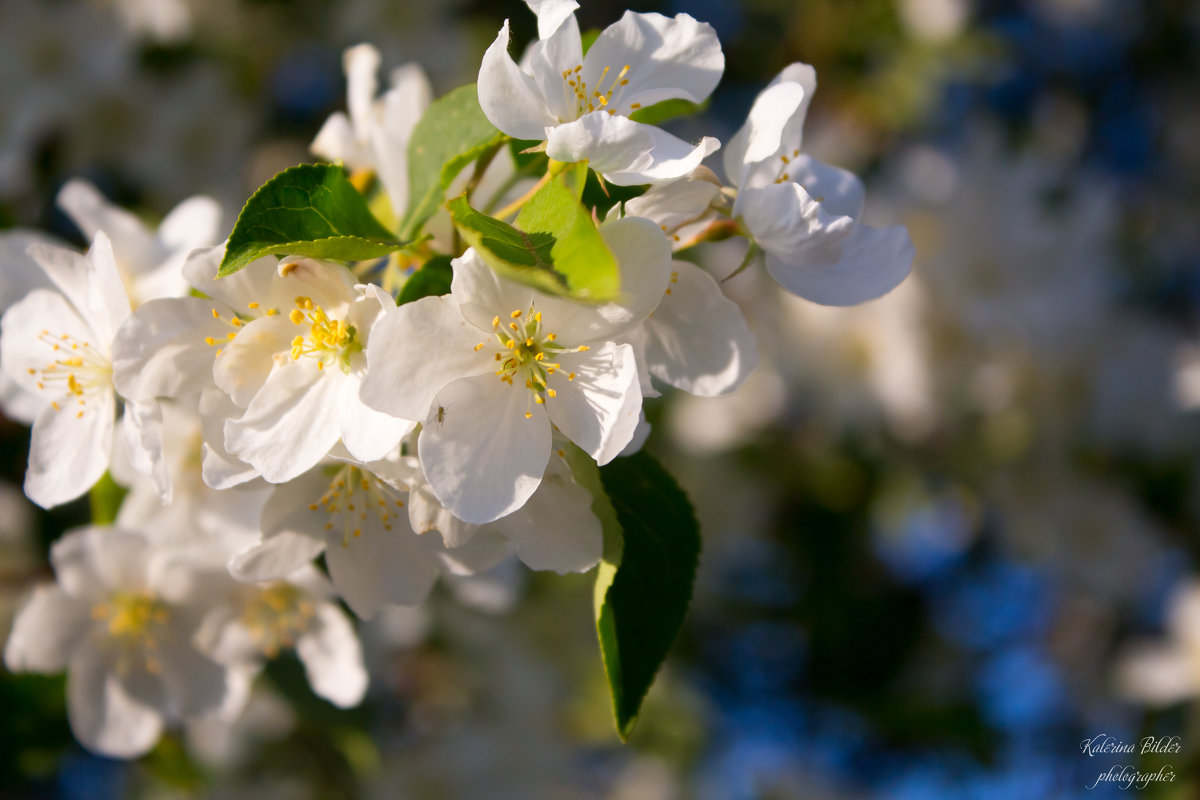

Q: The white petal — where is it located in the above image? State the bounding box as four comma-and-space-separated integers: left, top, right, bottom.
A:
786, 156, 865, 221
157, 195, 223, 254
407, 475, 480, 548
478, 21, 561, 140
489, 458, 601, 572
765, 222, 914, 306
158, 639, 230, 717
0, 288, 92, 398
337, 378, 415, 463
120, 400, 170, 502
81, 233, 133, 343
449, 248, 537, 333
295, 604, 368, 707
419, 373, 551, 524
1116, 643, 1198, 706
739, 181, 856, 264
181, 247, 293, 314
67, 648, 163, 759
212, 314, 295, 408
3, 584, 88, 672
323, 513, 441, 618
24, 390, 114, 510
344, 43, 381, 142
523, 12, 583, 121
228, 532, 325, 583
546, 112, 719, 186
198, 388, 259, 490
644, 261, 758, 395
22, 242, 93, 332
623, 173, 721, 230
311, 112, 360, 166
427, 529, 510, 576
50, 527, 150, 601
582, 11, 723, 113
373, 64, 433, 214
724, 80, 808, 188
545, 341, 641, 465
525, 0, 579, 39
194, 608, 261, 667
0, 229, 57, 310
57, 180, 160, 275
360, 295, 491, 421
112, 296, 223, 402
224, 364, 343, 483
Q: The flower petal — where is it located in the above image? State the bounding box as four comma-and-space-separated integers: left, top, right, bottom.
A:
211, 314, 295, 408
57, 179, 160, 276
582, 11, 723, 113
224, 363, 343, 483
545, 341, 641, 465
765, 222, 914, 306
478, 20, 559, 140
120, 400, 170, 502
644, 261, 758, 396
419, 373, 552, 524
344, 43, 381, 143
525, 0, 579, 39
337, 379, 415, 463
295, 603, 368, 707
373, 63, 433, 215
546, 112, 719, 186
0, 288, 92, 398
67, 648, 163, 759
157, 639, 230, 718
24, 389, 114, 509
360, 294, 491, 422
112, 296, 224, 403
738, 181, 855, 265
4, 584, 88, 673
50, 527, 151, 601
724, 67, 815, 188
323, 512, 442, 618
489, 457, 601, 572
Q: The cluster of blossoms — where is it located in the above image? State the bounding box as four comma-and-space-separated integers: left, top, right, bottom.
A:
0, 0, 911, 758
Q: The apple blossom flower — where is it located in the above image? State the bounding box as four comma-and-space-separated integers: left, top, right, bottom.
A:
3, 526, 231, 758
312, 44, 432, 218
195, 565, 368, 709
623, 166, 726, 250
0, 234, 147, 508
361, 216, 668, 523
57, 178, 222, 305
1115, 580, 1200, 706
724, 64, 913, 305
478, 0, 722, 185
228, 452, 509, 619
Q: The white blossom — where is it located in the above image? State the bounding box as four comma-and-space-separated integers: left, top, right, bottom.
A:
478, 0, 722, 185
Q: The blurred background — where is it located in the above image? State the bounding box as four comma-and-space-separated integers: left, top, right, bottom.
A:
2, 0, 1199, 797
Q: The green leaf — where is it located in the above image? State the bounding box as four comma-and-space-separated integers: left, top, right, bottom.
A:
515, 173, 620, 299
399, 84, 507, 240
89, 472, 127, 525
594, 451, 700, 741
629, 97, 708, 127
397, 255, 453, 305
219, 164, 402, 277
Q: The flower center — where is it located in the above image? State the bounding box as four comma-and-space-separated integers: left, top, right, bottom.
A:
308, 464, 406, 546
240, 583, 316, 658
561, 62, 638, 118
288, 296, 359, 372
479, 305, 587, 419
91, 591, 171, 675
28, 330, 111, 417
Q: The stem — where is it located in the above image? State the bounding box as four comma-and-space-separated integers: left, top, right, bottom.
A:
722, 242, 761, 283
463, 142, 503, 205
493, 170, 555, 221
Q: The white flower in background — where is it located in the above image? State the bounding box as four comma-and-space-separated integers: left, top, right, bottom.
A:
196, 565, 368, 709
478, 0, 722, 185
57, 179, 222, 305
362, 217, 668, 523
110, 0, 192, 43
229, 452, 509, 619
725, 64, 913, 305
1116, 580, 1200, 706
0, 234, 146, 508
312, 43, 432, 218
3, 526, 230, 759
